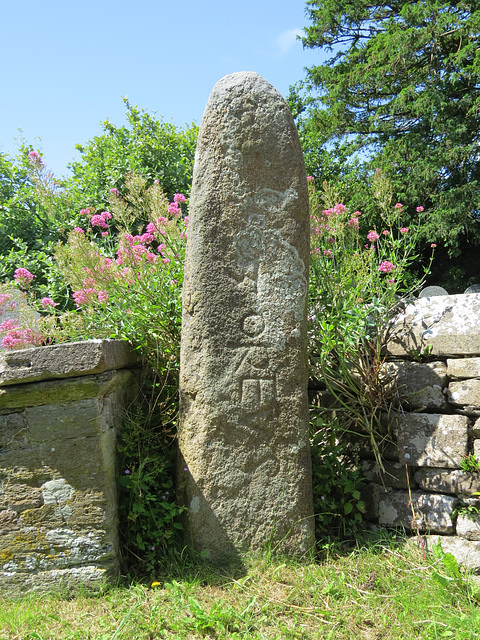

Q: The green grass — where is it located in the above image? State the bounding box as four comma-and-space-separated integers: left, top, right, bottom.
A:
1, 535, 480, 639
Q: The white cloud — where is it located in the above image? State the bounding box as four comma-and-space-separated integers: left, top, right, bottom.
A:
277, 28, 303, 54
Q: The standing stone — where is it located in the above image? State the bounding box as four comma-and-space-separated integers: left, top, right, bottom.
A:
178, 72, 314, 561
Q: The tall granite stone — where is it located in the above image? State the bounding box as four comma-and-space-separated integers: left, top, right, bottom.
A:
178, 72, 314, 561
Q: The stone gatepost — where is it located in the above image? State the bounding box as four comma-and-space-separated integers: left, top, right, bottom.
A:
178, 72, 314, 562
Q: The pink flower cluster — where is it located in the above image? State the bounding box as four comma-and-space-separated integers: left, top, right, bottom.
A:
14, 268, 34, 288
378, 261, 395, 273
91, 211, 112, 230
0, 320, 43, 350
367, 230, 380, 242
40, 297, 58, 308
73, 288, 109, 307
28, 150, 41, 165
116, 233, 158, 266
167, 193, 187, 215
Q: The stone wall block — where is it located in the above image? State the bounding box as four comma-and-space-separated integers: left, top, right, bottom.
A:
0, 340, 139, 595
378, 490, 455, 533
396, 413, 468, 467
359, 483, 391, 520
0, 339, 139, 386
456, 514, 480, 540
447, 357, 480, 380
415, 468, 480, 495
360, 460, 412, 489
387, 294, 480, 357
381, 361, 447, 410
418, 535, 480, 571
447, 380, 480, 409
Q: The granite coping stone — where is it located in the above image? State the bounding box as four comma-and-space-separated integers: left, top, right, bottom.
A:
0, 339, 140, 386
387, 293, 480, 357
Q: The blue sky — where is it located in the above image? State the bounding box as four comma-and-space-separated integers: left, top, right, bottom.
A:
1, 0, 325, 177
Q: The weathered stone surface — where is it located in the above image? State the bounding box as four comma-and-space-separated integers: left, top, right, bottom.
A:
418, 535, 480, 571
0, 352, 137, 594
0, 339, 139, 386
360, 460, 411, 489
396, 413, 468, 468
472, 417, 480, 437
378, 490, 455, 533
0, 369, 133, 410
447, 357, 480, 380
447, 380, 480, 409
1, 565, 108, 596
178, 72, 313, 560
457, 514, 480, 540
387, 294, 480, 357
359, 483, 391, 520
415, 468, 480, 495
381, 361, 447, 410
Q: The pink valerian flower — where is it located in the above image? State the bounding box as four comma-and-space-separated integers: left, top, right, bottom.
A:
80, 208, 90, 216
109, 188, 120, 196
73, 288, 97, 307
101, 231, 109, 237
91, 211, 112, 229
146, 222, 157, 234
431, 243, 437, 248
307, 176, 315, 182
348, 218, 359, 229
158, 243, 167, 253
40, 297, 58, 308
382, 230, 390, 236
162, 257, 171, 264
74, 227, 85, 234
334, 203, 346, 214
173, 193, 187, 203
91, 214, 109, 229
400, 227, 409, 234
394, 202, 403, 209
28, 150, 41, 165
416, 206, 424, 212
97, 290, 108, 303
367, 230, 380, 242
323, 250, 333, 257
0, 319, 20, 332
168, 202, 181, 215
379, 261, 395, 273
139, 232, 154, 244
14, 268, 34, 288
184, 216, 189, 226
1, 326, 43, 350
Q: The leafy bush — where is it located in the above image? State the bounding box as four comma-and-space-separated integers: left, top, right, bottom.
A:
308, 175, 434, 539
66, 99, 198, 213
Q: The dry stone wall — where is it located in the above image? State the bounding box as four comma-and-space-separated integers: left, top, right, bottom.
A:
0, 340, 139, 595
361, 293, 480, 569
